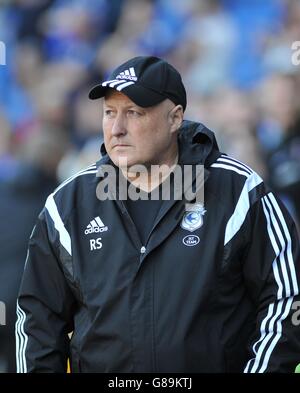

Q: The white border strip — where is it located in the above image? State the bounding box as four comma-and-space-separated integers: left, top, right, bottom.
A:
224, 172, 263, 245
45, 195, 72, 256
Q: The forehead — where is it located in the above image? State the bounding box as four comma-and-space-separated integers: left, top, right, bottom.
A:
103, 89, 173, 114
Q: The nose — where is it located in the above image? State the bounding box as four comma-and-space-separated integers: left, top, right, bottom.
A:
111, 113, 127, 137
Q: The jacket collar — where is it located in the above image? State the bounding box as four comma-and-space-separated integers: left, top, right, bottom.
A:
177, 120, 220, 166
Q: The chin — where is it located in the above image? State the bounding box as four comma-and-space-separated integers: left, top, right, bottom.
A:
113, 155, 132, 169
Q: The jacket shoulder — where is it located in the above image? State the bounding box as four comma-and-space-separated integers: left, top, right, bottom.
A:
209, 154, 267, 204
44, 164, 98, 220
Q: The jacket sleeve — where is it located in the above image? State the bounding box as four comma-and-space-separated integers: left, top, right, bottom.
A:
242, 190, 300, 373
16, 208, 76, 373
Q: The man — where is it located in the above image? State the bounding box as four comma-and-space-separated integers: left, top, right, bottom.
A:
16, 56, 300, 373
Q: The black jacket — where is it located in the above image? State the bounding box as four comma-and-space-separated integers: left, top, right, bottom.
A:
16, 121, 300, 373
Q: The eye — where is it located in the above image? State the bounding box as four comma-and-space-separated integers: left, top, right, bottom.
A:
127, 109, 142, 117
104, 109, 115, 118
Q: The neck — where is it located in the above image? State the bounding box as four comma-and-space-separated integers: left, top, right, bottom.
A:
121, 152, 179, 193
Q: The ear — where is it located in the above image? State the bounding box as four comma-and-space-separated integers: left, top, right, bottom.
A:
168, 105, 184, 133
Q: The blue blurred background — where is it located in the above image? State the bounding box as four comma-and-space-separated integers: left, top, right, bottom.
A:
0, 0, 300, 372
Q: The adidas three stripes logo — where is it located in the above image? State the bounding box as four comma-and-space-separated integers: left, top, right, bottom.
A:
102, 67, 137, 91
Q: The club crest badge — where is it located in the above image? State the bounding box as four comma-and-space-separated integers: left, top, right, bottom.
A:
181, 203, 206, 232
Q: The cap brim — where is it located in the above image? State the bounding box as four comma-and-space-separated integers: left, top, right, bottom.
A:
88, 83, 166, 108
88, 84, 108, 100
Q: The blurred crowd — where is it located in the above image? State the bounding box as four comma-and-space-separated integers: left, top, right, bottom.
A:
0, 0, 300, 372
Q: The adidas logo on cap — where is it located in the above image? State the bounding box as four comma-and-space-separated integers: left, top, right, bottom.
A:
116, 67, 137, 81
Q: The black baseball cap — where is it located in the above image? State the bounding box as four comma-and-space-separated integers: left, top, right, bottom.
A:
88, 56, 187, 111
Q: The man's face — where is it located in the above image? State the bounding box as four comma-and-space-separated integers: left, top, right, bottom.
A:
102, 90, 182, 169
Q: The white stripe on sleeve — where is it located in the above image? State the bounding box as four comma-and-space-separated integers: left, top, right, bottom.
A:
16, 301, 28, 373
263, 196, 291, 297
220, 154, 253, 173
268, 193, 299, 295
217, 157, 252, 174
211, 163, 250, 177
224, 172, 263, 245
45, 194, 72, 256
244, 193, 298, 373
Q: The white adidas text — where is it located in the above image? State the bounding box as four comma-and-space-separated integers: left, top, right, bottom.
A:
116, 75, 137, 81
85, 226, 108, 235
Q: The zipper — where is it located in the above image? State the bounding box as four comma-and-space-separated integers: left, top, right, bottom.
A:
116, 198, 146, 257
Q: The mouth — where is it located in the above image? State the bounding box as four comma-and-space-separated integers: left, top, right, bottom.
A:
112, 144, 130, 149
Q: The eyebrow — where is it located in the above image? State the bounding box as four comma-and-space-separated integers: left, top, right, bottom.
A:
103, 102, 146, 112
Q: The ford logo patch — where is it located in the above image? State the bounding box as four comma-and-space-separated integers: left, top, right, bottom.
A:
182, 235, 200, 247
